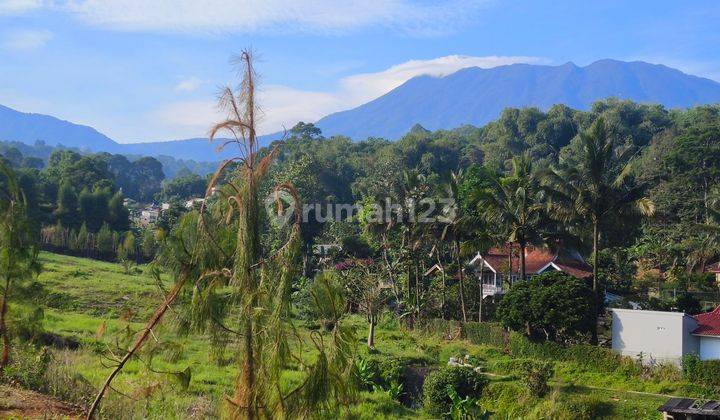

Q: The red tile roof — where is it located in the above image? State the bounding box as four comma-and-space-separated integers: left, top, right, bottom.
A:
693, 306, 720, 336
476, 245, 592, 279
704, 262, 720, 274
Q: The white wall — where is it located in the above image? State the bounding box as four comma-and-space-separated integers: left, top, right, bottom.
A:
611, 309, 698, 365
699, 336, 720, 360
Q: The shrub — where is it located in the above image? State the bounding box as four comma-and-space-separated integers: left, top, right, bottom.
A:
683, 354, 720, 388
516, 360, 554, 396
462, 322, 505, 347
423, 366, 487, 415
1, 342, 51, 389
497, 271, 594, 342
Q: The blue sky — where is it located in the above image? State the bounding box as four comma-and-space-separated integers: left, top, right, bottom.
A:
1, 0, 719, 143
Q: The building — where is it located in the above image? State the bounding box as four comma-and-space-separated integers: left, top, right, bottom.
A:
185, 198, 205, 209
468, 245, 593, 297
611, 306, 720, 365
693, 306, 720, 360
703, 262, 720, 285
139, 207, 160, 227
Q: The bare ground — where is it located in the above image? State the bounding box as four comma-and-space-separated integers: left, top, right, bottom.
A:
0, 385, 83, 419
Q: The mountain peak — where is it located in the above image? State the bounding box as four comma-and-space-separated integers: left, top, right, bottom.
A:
316, 59, 720, 140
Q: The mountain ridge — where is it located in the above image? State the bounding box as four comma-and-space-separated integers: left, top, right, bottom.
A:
2, 59, 720, 158
314, 59, 720, 139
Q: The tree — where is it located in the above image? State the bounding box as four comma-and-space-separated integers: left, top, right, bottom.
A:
338, 261, 389, 349
140, 228, 158, 260
130, 157, 165, 202
474, 154, 547, 280
438, 171, 470, 322
0, 160, 40, 369
497, 271, 594, 342
96, 223, 114, 256
160, 172, 207, 201
202, 50, 354, 419
117, 232, 136, 274
107, 191, 130, 231
55, 181, 79, 228
542, 118, 655, 343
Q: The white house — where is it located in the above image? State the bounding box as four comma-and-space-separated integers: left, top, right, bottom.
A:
468, 245, 593, 298
611, 306, 720, 365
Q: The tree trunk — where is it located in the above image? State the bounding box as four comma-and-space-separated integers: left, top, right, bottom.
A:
367, 316, 376, 349
478, 265, 484, 322
414, 257, 420, 320
436, 247, 446, 320
87, 276, 187, 419
0, 275, 10, 370
591, 219, 599, 345
233, 318, 256, 419
519, 242, 526, 281
455, 239, 467, 323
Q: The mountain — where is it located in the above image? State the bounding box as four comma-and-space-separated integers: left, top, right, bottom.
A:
3, 59, 720, 155
315, 59, 720, 139
0, 104, 122, 153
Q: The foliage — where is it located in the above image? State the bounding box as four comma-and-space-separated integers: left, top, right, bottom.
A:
423, 366, 487, 416
497, 271, 595, 342
682, 354, 720, 389
515, 359, 554, 396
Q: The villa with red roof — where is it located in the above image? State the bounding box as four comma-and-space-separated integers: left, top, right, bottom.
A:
468, 245, 593, 298
692, 306, 720, 360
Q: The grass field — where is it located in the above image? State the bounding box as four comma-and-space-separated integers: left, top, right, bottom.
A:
6, 252, 714, 419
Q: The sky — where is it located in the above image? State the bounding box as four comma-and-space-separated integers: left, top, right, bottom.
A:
1, 0, 719, 143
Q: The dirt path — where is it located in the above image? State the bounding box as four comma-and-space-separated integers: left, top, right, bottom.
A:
0, 385, 83, 419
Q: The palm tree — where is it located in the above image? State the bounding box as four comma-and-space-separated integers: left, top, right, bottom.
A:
475, 154, 546, 281
439, 170, 470, 322
542, 118, 654, 343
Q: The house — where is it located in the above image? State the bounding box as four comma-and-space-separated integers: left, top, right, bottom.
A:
139, 207, 160, 227
704, 262, 720, 285
185, 198, 205, 209
611, 306, 720, 365
468, 245, 593, 297
692, 306, 720, 360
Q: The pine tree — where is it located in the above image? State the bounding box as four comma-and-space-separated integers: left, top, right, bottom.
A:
55, 181, 78, 228
0, 160, 40, 369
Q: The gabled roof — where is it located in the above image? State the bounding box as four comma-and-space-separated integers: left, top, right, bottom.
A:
471, 245, 592, 279
704, 262, 720, 274
693, 306, 720, 336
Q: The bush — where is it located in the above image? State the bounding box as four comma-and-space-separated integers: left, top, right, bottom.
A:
462, 322, 505, 347
508, 332, 639, 376
423, 366, 487, 415
683, 354, 720, 388
497, 271, 594, 342
516, 360, 554, 396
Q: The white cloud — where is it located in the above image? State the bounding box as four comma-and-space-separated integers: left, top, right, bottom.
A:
0, 0, 44, 14
59, 0, 487, 35
339, 55, 545, 105
2, 29, 53, 51
150, 54, 541, 139
174, 77, 203, 92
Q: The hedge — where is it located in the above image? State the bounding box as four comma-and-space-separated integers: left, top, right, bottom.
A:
415, 318, 640, 376
415, 318, 505, 347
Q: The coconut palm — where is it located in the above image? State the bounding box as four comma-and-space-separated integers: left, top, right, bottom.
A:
438, 170, 470, 322
542, 117, 654, 343
475, 153, 547, 281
